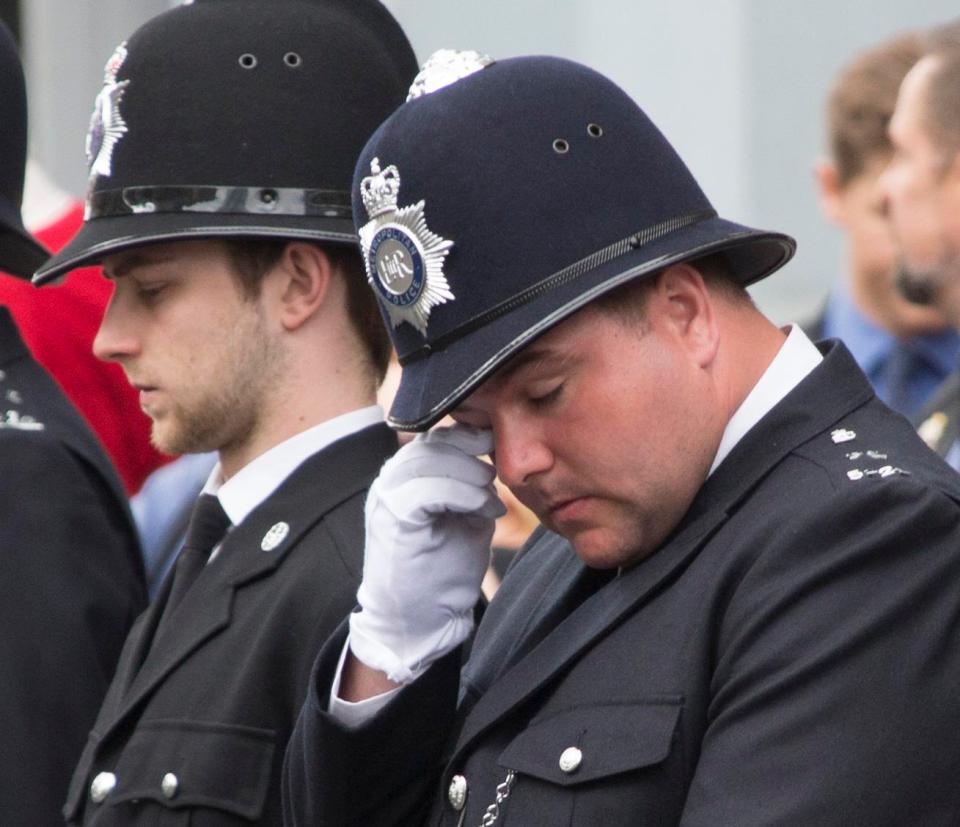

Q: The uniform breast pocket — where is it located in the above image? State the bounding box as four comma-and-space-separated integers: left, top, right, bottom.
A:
77, 719, 276, 823
493, 698, 684, 826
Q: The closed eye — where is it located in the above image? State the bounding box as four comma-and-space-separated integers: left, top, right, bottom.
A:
136, 283, 168, 303
529, 383, 563, 408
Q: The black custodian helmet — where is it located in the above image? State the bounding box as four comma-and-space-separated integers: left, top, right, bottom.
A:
0, 20, 49, 279
352, 53, 796, 430
34, 0, 417, 284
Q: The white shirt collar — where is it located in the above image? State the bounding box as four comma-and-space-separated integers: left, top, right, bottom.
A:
202, 405, 384, 527
708, 325, 823, 476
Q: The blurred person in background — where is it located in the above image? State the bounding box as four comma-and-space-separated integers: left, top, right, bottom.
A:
131, 450, 217, 598
811, 31, 960, 418
31, 1, 417, 823
0, 20, 146, 826
881, 20, 960, 465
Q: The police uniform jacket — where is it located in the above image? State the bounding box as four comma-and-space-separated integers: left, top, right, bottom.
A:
283, 341, 960, 826
66, 423, 397, 825
0, 307, 146, 826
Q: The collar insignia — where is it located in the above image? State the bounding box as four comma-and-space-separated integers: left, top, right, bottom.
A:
359, 158, 454, 335
86, 42, 130, 185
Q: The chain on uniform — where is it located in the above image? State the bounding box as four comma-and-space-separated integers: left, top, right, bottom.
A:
477, 770, 516, 827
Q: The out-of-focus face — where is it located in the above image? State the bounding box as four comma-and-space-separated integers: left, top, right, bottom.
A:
881, 56, 960, 323
825, 156, 951, 335
452, 296, 716, 570
94, 239, 285, 458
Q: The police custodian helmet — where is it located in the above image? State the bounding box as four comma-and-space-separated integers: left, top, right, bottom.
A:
353, 52, 797, 430
33, 0, 417, 285
0, 20, 49, 279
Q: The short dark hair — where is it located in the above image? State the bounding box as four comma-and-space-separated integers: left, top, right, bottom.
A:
826, 32, 923, 186
592, 253, 751, 329
922, 21, 960, 160
224, 238, 391, 384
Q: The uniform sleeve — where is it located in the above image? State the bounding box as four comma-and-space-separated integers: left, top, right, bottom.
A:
283, 620, 463, 827
0, 434, 146, 825
679, 479, 960, 826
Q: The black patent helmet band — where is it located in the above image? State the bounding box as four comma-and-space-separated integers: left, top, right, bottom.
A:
397, 208, 716, 366
86, 184, 352, 220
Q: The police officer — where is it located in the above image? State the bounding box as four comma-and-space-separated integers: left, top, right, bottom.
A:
0, 20, 146, 826
284, 52, 960, 826
32, 1, 416, 823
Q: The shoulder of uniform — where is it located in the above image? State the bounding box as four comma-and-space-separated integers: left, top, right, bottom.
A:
0, 369, 46, 433
793, 407, 930, 489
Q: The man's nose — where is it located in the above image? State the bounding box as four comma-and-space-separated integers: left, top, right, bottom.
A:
93, 291, 139, 363
492, 420, 553, 491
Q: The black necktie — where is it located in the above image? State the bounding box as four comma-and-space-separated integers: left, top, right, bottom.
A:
883, 344, 924, 417
156, 494, 231, 632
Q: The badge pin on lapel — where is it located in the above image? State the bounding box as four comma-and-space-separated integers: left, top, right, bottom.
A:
261, 522, 289, 552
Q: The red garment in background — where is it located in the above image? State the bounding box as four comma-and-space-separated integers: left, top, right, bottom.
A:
0, 202, 169, 493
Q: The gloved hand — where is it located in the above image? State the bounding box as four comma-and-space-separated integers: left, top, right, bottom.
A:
349, 424, 507, 684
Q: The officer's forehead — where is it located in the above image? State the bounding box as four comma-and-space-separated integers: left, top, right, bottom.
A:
102, 239, 225, 279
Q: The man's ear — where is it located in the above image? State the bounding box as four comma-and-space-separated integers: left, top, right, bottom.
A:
653, 263, 720, 369
814, 158, 844, 225
271, 242, 333, 331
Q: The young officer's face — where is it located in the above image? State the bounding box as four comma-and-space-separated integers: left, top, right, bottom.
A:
95, 239, 283, 457
452, 297, 712, 570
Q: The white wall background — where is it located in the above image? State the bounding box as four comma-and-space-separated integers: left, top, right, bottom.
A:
21, 0, 959, 322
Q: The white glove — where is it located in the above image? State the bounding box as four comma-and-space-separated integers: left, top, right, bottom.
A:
349, 425, 507, 684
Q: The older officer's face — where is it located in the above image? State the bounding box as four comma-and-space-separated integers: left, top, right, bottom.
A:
453, 268, 718, 570
94, 239, 284, 457
882, 56, 960, 322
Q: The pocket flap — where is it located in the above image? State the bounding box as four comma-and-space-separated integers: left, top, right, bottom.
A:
107, 719, 275, 819
498, 699, 681, 786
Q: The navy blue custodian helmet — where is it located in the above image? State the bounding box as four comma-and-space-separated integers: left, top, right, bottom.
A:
0, 21, 49, 279
33, 0, 418, 284
354, 52, 797, 431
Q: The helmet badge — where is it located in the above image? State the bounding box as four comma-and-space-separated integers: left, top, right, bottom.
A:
359, 158, 454, 335
86, 42, 130, 183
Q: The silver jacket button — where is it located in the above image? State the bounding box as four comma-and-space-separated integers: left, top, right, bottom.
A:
448, 774, 468, 811
559, 746, 583, 774
90, 771, 117, 803
161, 772, 179, 799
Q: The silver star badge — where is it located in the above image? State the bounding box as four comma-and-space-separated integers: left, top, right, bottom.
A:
86, 42, 130, 182
358, 158, 454, 335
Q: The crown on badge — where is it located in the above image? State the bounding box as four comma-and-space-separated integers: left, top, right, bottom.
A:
360, 158, 401, 219
103, 42, 128, 82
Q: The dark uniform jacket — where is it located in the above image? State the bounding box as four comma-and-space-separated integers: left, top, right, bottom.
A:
283, 341, 960, 826
0, 308, 146, 826
914, 370, 960, 468
66, 423, 396, 825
